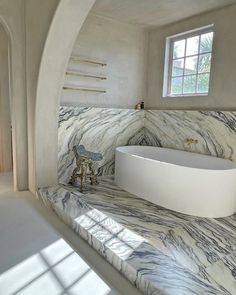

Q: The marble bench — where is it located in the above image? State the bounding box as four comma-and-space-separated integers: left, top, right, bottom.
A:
38, 176, 236, 295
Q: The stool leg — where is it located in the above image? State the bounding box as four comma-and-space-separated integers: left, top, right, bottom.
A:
69, 167, 79, 185
80, 173, 83, 192
89, 162, 98, 185
80, 163, 87, 192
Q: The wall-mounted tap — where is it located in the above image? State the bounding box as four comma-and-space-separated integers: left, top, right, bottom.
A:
185, 138, 198, 145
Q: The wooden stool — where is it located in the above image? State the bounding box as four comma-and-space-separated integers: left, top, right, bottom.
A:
69, 145, 103, 191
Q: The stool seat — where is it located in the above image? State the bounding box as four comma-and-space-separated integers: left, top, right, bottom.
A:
75, 145, 103, 161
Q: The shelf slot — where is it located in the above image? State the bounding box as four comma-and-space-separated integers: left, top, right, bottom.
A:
70, 56, 107, 67
63, 85, 106, 93
66, 71, 107, 80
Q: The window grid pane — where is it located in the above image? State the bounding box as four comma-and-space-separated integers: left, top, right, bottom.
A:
173, 39, 186, 59
197, 73, 210, 93
185, 56, 198, 75
171, 76, 183, 95
200, 32, 213, 54
168, 29, 213, 96
172, 58, 184, 77
198, 53, 212, 73
172, 53, 212, 78
186, 36, 200, 56
183, 75, 197, 94
172, 51, 212, 61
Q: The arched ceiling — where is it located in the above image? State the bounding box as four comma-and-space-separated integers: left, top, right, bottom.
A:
91, 0, 236, 28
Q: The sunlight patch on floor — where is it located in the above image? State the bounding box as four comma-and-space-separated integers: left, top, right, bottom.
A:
0, 238, 113, 295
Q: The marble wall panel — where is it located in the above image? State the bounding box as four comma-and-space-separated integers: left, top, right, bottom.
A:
144, 111, 236, 161
58, 107, 236, 184
58, 106, 144, 184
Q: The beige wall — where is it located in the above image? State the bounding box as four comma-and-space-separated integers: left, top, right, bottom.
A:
0, 0, 28, 190
25, 0, 59, 191
34, 0, 96, 189
0, 0, 55, 189
147, 4, 236, 110
61, 14, 148, 108
0, 0, 95, 190
0, 25, 12, 172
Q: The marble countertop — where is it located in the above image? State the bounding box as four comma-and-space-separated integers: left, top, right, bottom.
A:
39, 177, 236, 295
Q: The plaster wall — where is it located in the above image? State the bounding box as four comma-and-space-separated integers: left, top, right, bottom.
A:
61, 14, 148, 108
0, 0, 59, 190
147, 4, 236, 110
0, 25, 12, 172
0, 0, 98, 190
25, 0, 59, 191
34, 0, 96, 189
0, 0, 28, 190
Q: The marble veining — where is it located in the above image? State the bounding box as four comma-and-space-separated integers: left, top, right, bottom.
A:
144, 110, 236, 161
39, 177, 236, 295
53, 107, 236, 293
58, 107, 144, 184
58, 107, 236, 185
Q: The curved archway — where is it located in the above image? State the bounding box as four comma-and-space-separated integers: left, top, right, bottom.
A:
0, 15, 28, 191
34, 0, 96, 189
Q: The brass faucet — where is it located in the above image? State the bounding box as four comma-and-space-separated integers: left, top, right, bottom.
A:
185, 138, 198, 145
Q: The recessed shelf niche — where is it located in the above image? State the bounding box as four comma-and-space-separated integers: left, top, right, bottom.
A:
63, 56, 107, 94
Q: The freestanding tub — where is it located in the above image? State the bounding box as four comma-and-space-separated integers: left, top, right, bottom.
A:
115, 146, 236, 218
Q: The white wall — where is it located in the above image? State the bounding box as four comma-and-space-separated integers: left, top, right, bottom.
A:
61, 14, 148, 108
147, 4, 236, 110
0, 25, 12, 172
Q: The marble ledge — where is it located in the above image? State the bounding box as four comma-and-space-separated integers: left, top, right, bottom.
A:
38, 177, 236, 295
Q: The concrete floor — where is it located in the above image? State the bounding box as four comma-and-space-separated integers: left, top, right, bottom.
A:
0, 173, 118, 295
0, 172, 13, 193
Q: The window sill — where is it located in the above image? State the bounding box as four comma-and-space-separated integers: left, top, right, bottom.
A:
163, 93, 209, 98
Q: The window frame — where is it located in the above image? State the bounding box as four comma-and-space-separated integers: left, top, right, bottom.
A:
163, 24, 215, 98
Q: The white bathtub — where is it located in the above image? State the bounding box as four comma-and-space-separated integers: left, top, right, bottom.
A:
115, 146, 236, 218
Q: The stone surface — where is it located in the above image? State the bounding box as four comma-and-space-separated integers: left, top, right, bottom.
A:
39, 177, 236, 295
58, 107, 145, 183
58, 107, 236, 186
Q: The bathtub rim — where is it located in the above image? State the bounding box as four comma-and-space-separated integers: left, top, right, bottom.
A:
115, 146, 236, 172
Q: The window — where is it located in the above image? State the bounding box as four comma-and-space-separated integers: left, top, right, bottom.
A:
163, 25, 214, 97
